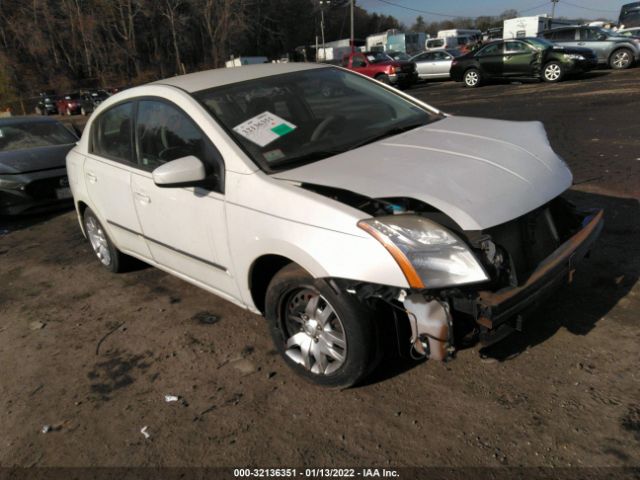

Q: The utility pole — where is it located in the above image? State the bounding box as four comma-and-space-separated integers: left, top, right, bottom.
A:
551, 0, 559, 18
319, 0, 330, 61
350, 0, 355, 53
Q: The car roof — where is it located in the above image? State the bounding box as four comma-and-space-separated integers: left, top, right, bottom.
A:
0, 116, 61, 126
152, 63, 329, 93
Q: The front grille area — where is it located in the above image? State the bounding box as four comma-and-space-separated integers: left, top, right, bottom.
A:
475, 198, 581, 288
24, 176, 68, 200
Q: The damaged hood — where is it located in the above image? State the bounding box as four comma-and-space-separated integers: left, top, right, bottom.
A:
274, 116, 573, 230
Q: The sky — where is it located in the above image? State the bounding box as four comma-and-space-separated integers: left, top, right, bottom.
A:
357, 0, 624, 24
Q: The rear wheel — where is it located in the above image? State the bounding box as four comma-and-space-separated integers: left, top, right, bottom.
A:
83, 208, 128, 273
610, 48, 633, 70
543, 61, 564, 82
463, 68, 481, 87
265, 264, 380, 388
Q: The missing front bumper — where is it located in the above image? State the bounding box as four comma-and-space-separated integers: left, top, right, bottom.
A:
474, 209, 604, 330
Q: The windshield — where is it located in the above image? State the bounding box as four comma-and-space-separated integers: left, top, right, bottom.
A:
389, 52, 411, 61
366, 52, 393, 63
194, 68, 440, 172
0, 121, 77, 152
526, 37, 554, 49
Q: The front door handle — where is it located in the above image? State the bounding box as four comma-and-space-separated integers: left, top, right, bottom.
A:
134, 191, 151, 204
86, 172, 97, 183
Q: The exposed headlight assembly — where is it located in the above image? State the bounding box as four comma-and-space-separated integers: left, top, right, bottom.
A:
358, 215, 489, 289
565, 54, 586, 60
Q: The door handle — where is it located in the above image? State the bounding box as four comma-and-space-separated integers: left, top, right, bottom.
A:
134, 191, 151, 204
86, 172, 97, 183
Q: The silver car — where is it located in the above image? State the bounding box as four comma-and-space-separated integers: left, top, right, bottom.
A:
539, 26, 640, 69
411, 49, 462, 80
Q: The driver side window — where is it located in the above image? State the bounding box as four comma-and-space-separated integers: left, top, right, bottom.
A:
352, 56, 367, 67
136, 100, 208, 170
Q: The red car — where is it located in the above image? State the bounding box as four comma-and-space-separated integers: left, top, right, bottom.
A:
341, 51, 418, 88
56, 93, 82, 116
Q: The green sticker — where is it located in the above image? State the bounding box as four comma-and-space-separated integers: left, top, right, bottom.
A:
271, 123, 294, 136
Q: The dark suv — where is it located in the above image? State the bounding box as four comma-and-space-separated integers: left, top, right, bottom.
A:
450, 37, 597, 87
79, 90, 110, 116
539, 26, 640, 69
35, 93, 58, 115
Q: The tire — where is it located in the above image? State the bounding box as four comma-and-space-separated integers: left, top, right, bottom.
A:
463, 68, 481, 88
609, 48, 633, 70
542, 61, 564, 82
82, 208, 127, 273
265, 264, 380, 388
375, 73, 390, 85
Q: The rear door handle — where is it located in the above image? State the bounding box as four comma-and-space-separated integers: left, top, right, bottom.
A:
134, 191, 151, 204
86, 172, 97, 183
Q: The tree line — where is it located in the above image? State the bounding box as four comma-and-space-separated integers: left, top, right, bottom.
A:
0, 0, 551, 108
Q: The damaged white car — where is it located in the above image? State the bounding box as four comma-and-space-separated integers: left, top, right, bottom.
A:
66, 63, 603, 387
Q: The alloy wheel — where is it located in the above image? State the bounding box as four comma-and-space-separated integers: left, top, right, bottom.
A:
85, 215, 111, 266
465, 70, 479, 87
613, 51, 631, 69
545, 64, 561, 81
283, 289, 347, 375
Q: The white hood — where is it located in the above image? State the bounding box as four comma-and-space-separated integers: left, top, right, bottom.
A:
275, 116, 573, 230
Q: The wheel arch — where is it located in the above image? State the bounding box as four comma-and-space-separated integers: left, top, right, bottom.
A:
248, 254, 299, 315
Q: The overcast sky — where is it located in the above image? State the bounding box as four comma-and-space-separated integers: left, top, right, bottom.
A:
357, 0, 623, 24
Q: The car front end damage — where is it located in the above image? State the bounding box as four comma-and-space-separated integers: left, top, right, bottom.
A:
332, 196, 603, 361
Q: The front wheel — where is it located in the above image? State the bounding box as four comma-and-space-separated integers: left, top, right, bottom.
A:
463, 68, 481, 87
543, 61, 564, 82
83, 208, 128, 273
375, 73, 390, 85
265, 264, 380, 388
610, 48, 633, 70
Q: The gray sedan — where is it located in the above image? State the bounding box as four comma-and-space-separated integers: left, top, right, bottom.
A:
410, 49, 463, 80
0, 116, 77, 215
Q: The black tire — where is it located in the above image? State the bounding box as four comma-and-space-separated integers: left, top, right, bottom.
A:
82, 208, 128, 273
265, 264, 380, 388
463, 68, 482, 88
542, 61, 564, 83
375, 73, 391, 85
609, 48, 633, 70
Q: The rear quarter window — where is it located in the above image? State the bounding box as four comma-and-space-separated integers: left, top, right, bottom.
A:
91, 102, 134, 163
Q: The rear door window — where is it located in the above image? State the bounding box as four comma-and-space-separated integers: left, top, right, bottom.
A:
91, 102, 134, 163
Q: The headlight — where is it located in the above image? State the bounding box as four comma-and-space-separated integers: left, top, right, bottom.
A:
0, 177, 26, 190
358, 215, 489, 289
565, 54, 585, 60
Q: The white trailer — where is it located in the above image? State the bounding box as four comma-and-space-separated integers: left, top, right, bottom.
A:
225, 56, 268, 68
437, 29, 481, 40
503, 15, 578, 39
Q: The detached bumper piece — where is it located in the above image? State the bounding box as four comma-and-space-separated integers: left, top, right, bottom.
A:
474, 209, 604, 330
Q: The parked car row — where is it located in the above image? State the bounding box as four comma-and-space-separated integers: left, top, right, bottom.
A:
387, 25, 640, 88
35, 88, 125, 116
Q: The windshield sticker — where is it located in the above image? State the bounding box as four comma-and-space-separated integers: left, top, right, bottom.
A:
233, 111, 296, 147
263, 148, 285, 162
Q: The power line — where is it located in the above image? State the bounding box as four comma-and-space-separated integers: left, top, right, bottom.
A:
557, 1, 618, 14
368, 0, 617, 19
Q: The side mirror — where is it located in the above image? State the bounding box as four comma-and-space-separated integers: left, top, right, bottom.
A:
152, 155, 206, 187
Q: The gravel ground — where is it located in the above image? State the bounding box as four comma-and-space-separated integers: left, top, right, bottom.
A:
0, 68, 638, 474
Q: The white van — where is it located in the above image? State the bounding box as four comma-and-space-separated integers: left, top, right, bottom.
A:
426, 35, 472, 51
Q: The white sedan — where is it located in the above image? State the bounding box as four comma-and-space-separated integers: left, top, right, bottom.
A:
66, 63, 603, 387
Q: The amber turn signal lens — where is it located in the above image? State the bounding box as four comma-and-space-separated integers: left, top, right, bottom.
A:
358, 221, 425, 289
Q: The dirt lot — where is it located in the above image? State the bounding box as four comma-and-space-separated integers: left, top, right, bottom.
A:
0, 68, 639, 473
